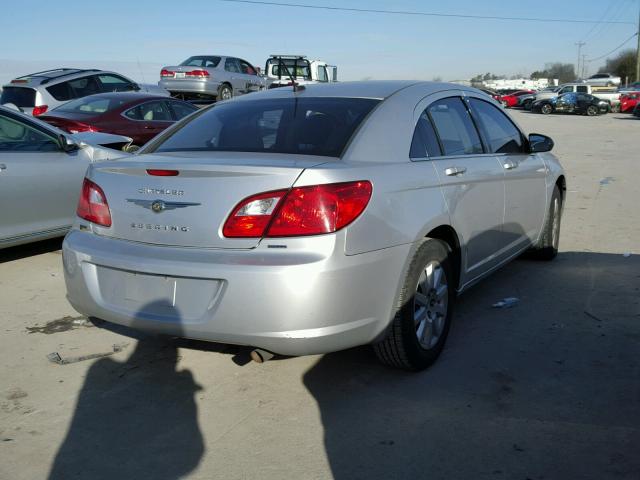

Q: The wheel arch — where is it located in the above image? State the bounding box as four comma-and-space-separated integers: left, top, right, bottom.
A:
555, 175, 566, 203
425, 225, 462, 291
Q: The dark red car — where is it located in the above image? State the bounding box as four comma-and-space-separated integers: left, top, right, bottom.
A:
499, 90, 535, 108
39, 92, 198, 149
620, 92, 640, 113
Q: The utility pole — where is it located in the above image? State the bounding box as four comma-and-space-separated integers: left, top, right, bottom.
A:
576, 41, 586, 79
582, 54, 588, 79
636, 0, 640, 82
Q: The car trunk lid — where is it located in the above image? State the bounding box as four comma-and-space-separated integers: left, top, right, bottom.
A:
88, 152, 330, 249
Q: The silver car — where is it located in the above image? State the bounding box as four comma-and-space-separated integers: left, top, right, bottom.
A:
62, 81, 565, 370
0, 69, 142, 116
159, 56, 266, 102
0, 106, 128, 248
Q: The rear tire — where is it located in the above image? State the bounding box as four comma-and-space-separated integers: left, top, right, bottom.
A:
217, 84, 233, 101
374, 239, 454, 371
528, 185, 562, 261
541, 104, 553, 115
586, 105, 598, 116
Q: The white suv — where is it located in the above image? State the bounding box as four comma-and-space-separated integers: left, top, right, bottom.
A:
0, 69, 140, 116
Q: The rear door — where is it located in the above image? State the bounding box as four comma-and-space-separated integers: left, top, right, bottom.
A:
467, 96, 547, 254
422, 95, 506, 283
223, 58, 245, 95
122, 100, 174, 145
238, 59, 263, 93
0, 111, 88, 243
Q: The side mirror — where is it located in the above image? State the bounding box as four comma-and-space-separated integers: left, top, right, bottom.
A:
529, 133, 554, 153
59, 134, 79, 152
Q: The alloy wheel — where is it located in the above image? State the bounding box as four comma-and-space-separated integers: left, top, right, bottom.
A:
414, 261, 448, 350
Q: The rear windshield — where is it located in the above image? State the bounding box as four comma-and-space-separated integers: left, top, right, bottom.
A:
54, 96, 129, 114
148, 97, 380, 157
267, 59, 311, 79
180, 56, 221, 68
0, 87, 36, 107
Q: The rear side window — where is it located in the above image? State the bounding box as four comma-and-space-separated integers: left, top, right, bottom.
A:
148, 97, 380, 157
410, 111, 442, 158
0, 87, 36, 107
239, 60, 257, 75
55, 96, 129, 114
427, 97, 483, 156
124, 101, 173, 121
181, 56, 221, 68
46, 82, 73, 101
224, 58, 241, 73
468, 98, 524, 154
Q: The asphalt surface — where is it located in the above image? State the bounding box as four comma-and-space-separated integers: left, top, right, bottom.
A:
1, 110, 639, 480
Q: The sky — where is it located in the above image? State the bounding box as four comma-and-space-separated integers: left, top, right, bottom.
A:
1, 0, 638, 86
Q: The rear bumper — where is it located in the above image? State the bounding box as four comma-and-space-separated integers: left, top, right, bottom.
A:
158, 79, 221, 95
62, 230, 410, 356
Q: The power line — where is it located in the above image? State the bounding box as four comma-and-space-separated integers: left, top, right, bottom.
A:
587, 32, 639, 62
220, 0, 636, 24
581, 0, 622, 41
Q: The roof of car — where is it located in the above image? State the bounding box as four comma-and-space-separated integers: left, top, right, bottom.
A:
233, 80, 464, 101
4, 69, 120, 87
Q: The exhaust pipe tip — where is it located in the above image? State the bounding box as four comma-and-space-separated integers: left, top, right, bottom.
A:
250, 348, 274, 364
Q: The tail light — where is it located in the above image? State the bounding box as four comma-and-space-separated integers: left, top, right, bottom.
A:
146, 169, 179, 176
32, 105, 48, 116
223, 181, 372, 238
186, 70, 210, 78
160, 69, 174, 78
77, 178, 111, 227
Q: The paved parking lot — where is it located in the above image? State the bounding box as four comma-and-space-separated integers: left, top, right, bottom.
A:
1, 110, 639, 480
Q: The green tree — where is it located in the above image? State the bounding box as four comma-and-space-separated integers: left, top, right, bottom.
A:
598, 49, 637, 82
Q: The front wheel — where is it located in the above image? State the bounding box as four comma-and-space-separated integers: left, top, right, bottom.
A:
586, 105, 598, 116
540, 104, 553, 114
373, 239, 454, 371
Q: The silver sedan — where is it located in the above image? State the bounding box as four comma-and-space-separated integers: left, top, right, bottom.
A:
159, 55, 265, 102
62, 81, 565, 370
0, 106, 128, 248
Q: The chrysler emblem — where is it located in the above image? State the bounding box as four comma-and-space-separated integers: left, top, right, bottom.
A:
126, 199, 201, 212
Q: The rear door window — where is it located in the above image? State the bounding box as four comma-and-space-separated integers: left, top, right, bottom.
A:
124, 101, 173, 121
97, 74, 136, 92
167, 101, 198, 120
238, 60, 257, 75
67, 76, 101, 98
224, 58, 241, 73
427, 97, 483, 156
0, 87, 36, 107
468, 98, 524, 154
46, 82, 74, 101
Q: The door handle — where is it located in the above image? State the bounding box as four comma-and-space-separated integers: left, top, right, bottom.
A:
503, 160, 519, 170
444, 166, 467, 176
0, 164, 6, 172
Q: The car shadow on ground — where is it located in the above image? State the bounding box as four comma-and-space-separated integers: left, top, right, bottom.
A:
0, 237, 63, 264
303, 251, 640, 480
48, 303, 205, 480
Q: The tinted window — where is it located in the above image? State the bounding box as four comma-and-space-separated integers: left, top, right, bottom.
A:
576, 85, 589, 93
557, 86, 572, 94
98, 74, 136, 92
181, 56, 221, 68
317, 66, 328, 82
124, 101, 173, 121
168, 101, 198, 120
224, 58, 241, 73
427, 97, 483, 156
149, 98, 380, 157
410, 112, 442, 158
469, 98, 524, 154
68, 76, 101, 98
268, 59, 312, 79
46, 82, 73, 101
0, 113, 59, 152
0, 87, 36, 107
